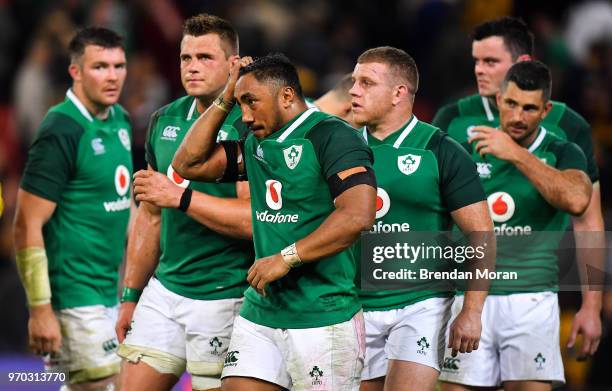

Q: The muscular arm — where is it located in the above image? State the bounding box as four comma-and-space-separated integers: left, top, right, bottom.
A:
247, 169, 376, 294
173, 57, 252, 181
122, 200, 161, 292
132, 168, 252, 239
186, 181, 252, 239
296, 178, 376, 263
567, 182, 604, 358
447, 201, 495, 356
172, 103, 232, 182
511, 148, 591, 215
13, 189, 61, 354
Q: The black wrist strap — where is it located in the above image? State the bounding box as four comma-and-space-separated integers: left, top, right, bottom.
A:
178, 188, 193, 212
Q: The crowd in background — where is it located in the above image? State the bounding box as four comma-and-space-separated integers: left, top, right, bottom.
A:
1, 1, 612, 389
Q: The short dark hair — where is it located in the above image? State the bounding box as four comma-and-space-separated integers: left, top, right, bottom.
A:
183, 13, 238, 56
330, 73, 353, 101
502, 60, 551, 102
357, 46, 419, 94
68, 27, 124, 63
239, 53, 304, 98
472, 17, 534, 59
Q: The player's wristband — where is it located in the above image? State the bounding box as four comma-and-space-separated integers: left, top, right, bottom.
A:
178, 188, 193, 212
213, 96, 235, 113
281, 243, 302, 268
120, 287, 142, 303
15, 247, 51, 307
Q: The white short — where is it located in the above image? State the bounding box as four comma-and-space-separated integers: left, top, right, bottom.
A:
361, 297, 453, 380
439, 292, 565, 387
221, 312, 365, 391
45, 305, 120, 384
120, 278, 242, 387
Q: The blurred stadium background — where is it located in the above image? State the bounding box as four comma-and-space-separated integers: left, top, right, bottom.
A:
0, 0, 611, 390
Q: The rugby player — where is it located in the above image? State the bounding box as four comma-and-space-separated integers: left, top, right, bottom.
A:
350, 46, 492, 391
14, 27, 131, 390
115, 14, 253, 391
439, 61, 592, 391
432, 17, 603, 365
173, 53, 377, 391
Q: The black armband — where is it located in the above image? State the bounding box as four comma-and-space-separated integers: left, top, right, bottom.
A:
217, 140, 247, 182
178, 188, 193, 212
327, 166, 377, 199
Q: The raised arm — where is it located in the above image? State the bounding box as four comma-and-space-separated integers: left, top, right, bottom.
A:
173, 57, 253, 181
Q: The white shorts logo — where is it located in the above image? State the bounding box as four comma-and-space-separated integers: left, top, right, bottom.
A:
398, 154, 421, 175
115, 165, 130, 196
167, 165, 190, 188
487, 191, 515, 223
283, 145, 303, 170
118, 128, 131, 151
375, 187, 391, 219
265, 180, 283, 210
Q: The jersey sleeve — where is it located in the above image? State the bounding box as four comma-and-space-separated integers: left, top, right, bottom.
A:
549, 140, 588, 172
431, 102, 460, 133
427, 132, 486, 211
307, 119, 373, 179
20, 113, 84, 203
144, 110, 161, 171
558, 107, 599, 182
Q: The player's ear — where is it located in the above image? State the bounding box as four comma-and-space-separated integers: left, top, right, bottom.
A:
496, 91, 502, 107
229, 54, 240, 66
280, 86, 295, 109
68, 63, 81, 82
541, 100, 553, 119
516, 54, 532, 63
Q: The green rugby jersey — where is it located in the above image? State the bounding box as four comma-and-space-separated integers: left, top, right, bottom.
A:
432, 94, 599, 182
21, 90, 133, 310
466, 128, 587, 293
241, 108, 373, 328
145, 96, 253, 300
358, 116, 486, 311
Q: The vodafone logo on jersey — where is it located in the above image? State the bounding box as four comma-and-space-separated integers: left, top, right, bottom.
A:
265, 180, 283, 210
376, 187, 390, 219
115, 165, 130, 196
487, 191, 515, 223
167, 165, 190, 189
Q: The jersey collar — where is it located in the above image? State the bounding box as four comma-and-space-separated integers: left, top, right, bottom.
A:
362, 114, 419, 149
66, 89, 94, 122
527, 126, 547, 153
187, 97, 198, 121
66, 89, 116, 123
275, 107, 318, 142
481, 96, 496, 121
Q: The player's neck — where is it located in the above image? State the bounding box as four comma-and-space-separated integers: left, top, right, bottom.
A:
195, 95, 216, 114
281, 101, 310, 126
367, 107, 413, 140
71, 85, 110, 120
518, 126, 541, 149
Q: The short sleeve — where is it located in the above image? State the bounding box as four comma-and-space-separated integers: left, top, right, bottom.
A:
144, 110, 161, 171
427, 132, 486, 211
431, 102, 460, 133
20, 113, 83, 202
558, 108, 599, 182
306, 119, 373, 179
550, 140, 588, 172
